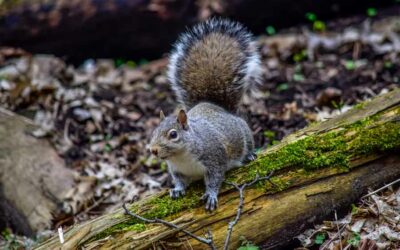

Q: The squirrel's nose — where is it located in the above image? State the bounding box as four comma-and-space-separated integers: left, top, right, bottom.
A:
150, 147, 158, 156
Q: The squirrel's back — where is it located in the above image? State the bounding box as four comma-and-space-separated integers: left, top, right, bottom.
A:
167, 18, 262, 111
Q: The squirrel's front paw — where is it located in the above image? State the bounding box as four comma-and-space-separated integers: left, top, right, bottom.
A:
170, 187, 186, 199
201, 192, 218, 211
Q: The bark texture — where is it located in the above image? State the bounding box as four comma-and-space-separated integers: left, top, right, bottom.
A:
36, 88, 400, 249
0, 108, 90, 236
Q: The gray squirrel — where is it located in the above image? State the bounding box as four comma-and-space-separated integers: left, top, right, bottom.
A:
148, 18, 262, 211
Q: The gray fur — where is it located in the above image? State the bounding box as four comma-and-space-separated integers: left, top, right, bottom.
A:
149, 103, 254, 211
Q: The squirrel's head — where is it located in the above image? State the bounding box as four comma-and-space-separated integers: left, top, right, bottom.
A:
148, 110, 189, 160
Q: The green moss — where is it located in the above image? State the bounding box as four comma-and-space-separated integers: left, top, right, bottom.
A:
350, 122, 400, 154
91, 187, 203, 241
227, 129, 349, 184
228, 110, 400, 184
125, 224, 146, 232
353, 101, 366, 110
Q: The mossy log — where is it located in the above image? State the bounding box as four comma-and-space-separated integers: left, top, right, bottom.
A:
37, 88, 400, 250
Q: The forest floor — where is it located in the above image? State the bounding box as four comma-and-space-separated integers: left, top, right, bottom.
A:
0, 9, 399, 250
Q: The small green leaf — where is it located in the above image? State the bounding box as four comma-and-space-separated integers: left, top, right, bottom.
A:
351, 204, 359, 214
104, 143, 112, 152
115, 58, 125, 67
315, 233, 326, 245
105, 134, 112, 141
347, 232, 361, 246
277, 83, 289, 92
367, 8, 377, 17
126, 60, 137, 68
305, 12, 317, 22
332, 100, 345, 111
293, 73, 305, 82
313, 20, 326, 32
265, 25, 276, 35
263, 130, 276, 141
160, 161, 167, 171
293, 49, 308, 62
384, 61, 393, 69
344, 60, 356, 70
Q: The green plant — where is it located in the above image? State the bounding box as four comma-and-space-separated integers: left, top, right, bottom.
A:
293, 49, 308, 62
126, 60, 137, 68
366, 8, 377, 17
263, 130, 275, 141
313, 20, 326, 32
276, 83, 289, 92
265, 25, 276, 36
332, 100, 345, 112
237, 243, 259, 250
384, 61, 393, 69
305, 12, 317, 22
344, 60, 356, 70
115, 58, 125, 67
293, 73, 305, 82
351, 204, 358, 214
347, 232, 361, 246
315, 233, 326, 245
305, 12, 326, 32
238, 236, 260, 250
103, 143, 112, 152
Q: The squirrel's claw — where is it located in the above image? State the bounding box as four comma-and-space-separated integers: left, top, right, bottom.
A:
170, 188, 185, 199
201, 192, 218, 211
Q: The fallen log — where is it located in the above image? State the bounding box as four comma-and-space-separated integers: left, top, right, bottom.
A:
0, 108, 93, 236
36, 88, 400, 249
0, 0, 397, 62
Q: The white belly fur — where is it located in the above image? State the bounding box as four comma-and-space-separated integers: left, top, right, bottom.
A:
167, 152, 206, 180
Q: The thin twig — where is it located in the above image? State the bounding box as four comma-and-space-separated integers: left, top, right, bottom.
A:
223, 171, 275, 250
362, 178, 400, 199
321, 224, 347, 250
122, 203, 216, 249
334, 210, 343, 250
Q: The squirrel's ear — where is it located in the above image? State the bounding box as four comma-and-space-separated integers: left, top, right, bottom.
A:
160, 110, 165, 121
177, 109, 188, 129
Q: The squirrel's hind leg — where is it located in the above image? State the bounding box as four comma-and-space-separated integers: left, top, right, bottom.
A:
201, 166, 226, 211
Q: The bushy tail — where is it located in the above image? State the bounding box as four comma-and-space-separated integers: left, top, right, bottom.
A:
167, 18, 262, 111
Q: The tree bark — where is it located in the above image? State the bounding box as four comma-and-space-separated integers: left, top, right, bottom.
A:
0, 108, 93, 236
36, 88, 400, 249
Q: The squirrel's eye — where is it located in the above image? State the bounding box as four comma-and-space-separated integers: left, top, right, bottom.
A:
168, 130, 178, 139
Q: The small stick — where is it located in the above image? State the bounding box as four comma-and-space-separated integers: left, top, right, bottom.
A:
321, 224, 347, 250
223, 171, 274, 250
362, 178, 400, 199
334, 210, 343, 250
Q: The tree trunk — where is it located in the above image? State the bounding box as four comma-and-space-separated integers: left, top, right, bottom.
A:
36, 88, 400, 249
0, 108, 93, 236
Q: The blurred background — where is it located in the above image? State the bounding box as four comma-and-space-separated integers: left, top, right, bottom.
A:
0, 0, 400, 249
0, 0, 398, 63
